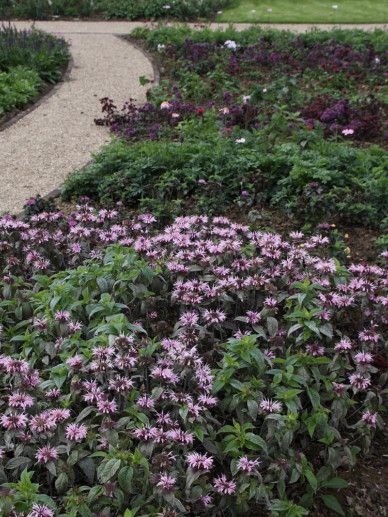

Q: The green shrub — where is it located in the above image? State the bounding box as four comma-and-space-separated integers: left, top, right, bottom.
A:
62, 130, 388, 228
0, 66, 41, 114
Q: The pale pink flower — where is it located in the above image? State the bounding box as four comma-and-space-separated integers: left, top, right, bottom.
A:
361, 410, 377, 427
213, 475, 236, 495
36, 446, 58, 464
156, 473, 176, 492
186, 452, 214, 471
260, 398, 282, 413
65, 423, 88, 441
237, 456, 260, 474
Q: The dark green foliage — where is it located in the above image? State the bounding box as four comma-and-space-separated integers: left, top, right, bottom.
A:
62, 131, 388, 228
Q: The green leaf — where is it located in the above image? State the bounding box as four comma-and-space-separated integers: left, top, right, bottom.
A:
321, 494, 345, 515
97, 458, 121, 484
304, 469, 317, 491
118, 466, 133, 492
267, 317, 278, 337
245, 433, 268, 453
322, 477, 349, 489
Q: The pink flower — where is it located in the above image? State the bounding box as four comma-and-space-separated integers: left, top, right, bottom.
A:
200, 494, 213, 507
66, 355, 84, 369
354, 352, 373, 365
213, 475, 236, 495
349, 373, 371, 391
1, 413, 28, 430
361, 410, 377, 427
36, 446, 58, 464
65, 423, 88, 442
335, 338, 352, 352
8, 392, 34, 410
27, 504, 54, 517
260, 398, 282, 413
54, 310, 71, 322
30, 413, 57, 434
186, 452, 214, 471
97, 398, 118, 414
237, 456, 260, 474
305, 343, 325, 357
156, 473, 176, 492
332, 382, 347, 396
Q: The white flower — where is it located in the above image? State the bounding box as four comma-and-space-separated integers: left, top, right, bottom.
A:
224, 40, 237, 51
163, 4, 171, 9
267, 8, 273, 12
217, 11, 223, 14
157, 44, 166, 52
263, 88, 268, 93
332, 4, 338, 9
235, 138, 246, 144
342, 128, 354, 136
374, 57, 380, 64
243, 95, 251, 104
160, 101, 171, 110
251, 9, 256, 12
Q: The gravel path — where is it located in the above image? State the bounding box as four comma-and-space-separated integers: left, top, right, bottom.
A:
0, 21, 386, 213
0, 24, 154, 214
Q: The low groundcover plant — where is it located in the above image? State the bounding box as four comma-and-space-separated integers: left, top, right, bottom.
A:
0, 204, 386, 515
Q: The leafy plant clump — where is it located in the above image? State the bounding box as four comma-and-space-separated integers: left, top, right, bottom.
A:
0, 24, 69, 114
0, 204, 386, 516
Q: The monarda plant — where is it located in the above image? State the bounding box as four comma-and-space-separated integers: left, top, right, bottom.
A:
0, 209, 386, 516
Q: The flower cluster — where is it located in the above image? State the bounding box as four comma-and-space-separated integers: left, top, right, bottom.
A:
0, 210, 385, 514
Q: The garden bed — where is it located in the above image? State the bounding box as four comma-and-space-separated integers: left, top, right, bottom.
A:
62, 26, 387, 262
0, 24, 386, 517
0, 24, 70, 124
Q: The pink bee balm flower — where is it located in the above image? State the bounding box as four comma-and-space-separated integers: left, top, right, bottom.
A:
1, 413, 28, 430
156, 473, 176, 493
97, 398, 118, 414
8, 392, 34, 410
200, 495, 213, 507
354, 351, 373, 365
54, 310, 71, 322
36, 446, 58, 464
213, 474, 236, 495
342, 128, 354, 136
335, 337, 352, 352
186, 452, 214, 471
349, 373, 371, 391
361, 410, 378, 427
27, 504, 54, 517
260, 398, 282, 413
65, 423, 88, 442
237, 456, 260, 474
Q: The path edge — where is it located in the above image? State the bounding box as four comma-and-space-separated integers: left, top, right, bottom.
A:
17, 35, 161, 216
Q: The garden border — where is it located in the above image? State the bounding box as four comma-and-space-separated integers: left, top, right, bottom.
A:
0, 55, 74, 133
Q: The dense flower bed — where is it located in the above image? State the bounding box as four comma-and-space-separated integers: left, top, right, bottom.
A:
98, 28, 387, 144
0, 204, 387, 515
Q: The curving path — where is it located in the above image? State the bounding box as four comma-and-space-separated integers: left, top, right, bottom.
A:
0, 22, 154, 213
0, 21, 386, 213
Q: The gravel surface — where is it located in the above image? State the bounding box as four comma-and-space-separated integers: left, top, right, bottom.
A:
0, 21, 386, 213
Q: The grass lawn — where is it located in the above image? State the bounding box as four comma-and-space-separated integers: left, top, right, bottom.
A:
217, 0, 388, 23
